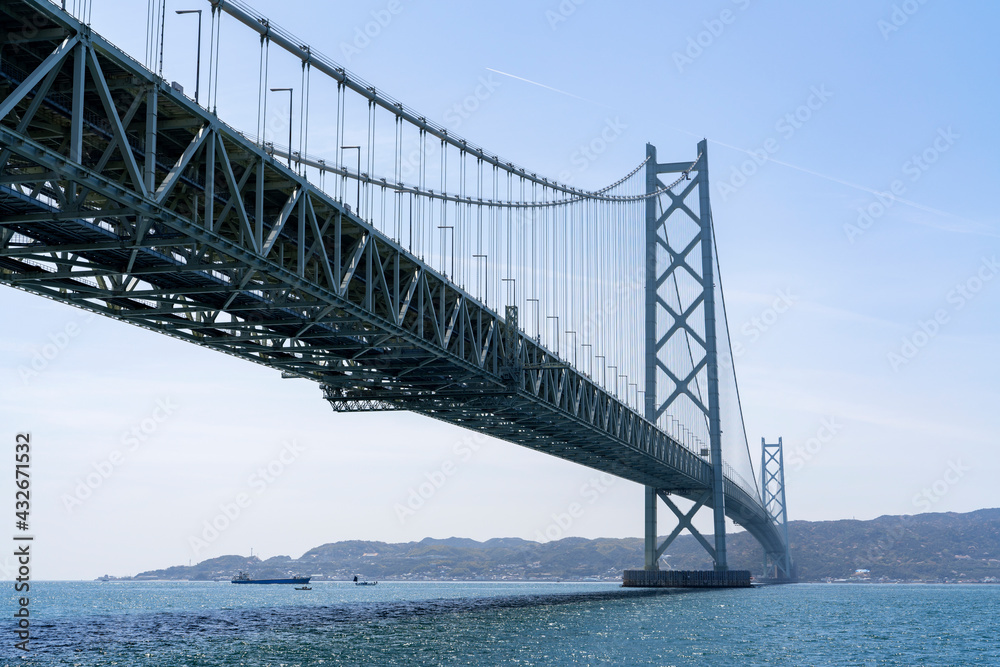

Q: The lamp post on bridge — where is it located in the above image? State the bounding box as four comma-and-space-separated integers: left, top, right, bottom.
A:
501, 278, 516, 310
527, 298, 540, 340
566, 330, 577, 366
546, 316, 559, 356
175, 10, 202, 105
438, 225, 454, 279
473, 254, 488, 303
341, 145, 361, 213
394, 191, 415, 252
270, 87, 293, 169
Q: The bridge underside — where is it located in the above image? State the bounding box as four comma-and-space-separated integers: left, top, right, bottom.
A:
0, 0, 788, 566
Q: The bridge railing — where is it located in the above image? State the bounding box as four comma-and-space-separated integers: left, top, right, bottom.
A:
722, 462, 762, 505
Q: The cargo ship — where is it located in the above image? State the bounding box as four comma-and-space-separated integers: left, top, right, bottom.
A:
231, 571, 310, 585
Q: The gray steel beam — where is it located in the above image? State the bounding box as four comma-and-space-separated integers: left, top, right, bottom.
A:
644, 143, 659, 571
69, 40, 85, 164
696, 140, 728, 572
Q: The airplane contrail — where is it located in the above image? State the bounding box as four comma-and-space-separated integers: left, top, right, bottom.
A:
481, 76, 992, 237
485, 68, 617, 110
668, 127, 994, 237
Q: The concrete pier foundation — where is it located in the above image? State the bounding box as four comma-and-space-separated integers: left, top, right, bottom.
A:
622, 569, 752, 588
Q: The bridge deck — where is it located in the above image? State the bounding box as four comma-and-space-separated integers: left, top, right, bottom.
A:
0, 0, 786, 560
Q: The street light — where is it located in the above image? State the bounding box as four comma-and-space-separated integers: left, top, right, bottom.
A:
526, 298, 540, 340
438, 225, 454, 278
270, 87, 293, 168
546, 315, 559, 356
473, 254, 488, 303
175, 10, 202, 104
501, 278, 516, 307
395, 191, 414, 251
341, 145, 361, 213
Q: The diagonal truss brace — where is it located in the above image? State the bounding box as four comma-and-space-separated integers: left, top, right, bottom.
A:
654, 489, 716, 562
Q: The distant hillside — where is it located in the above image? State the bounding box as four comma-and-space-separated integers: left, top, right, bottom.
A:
787, 508, 1000, 581
132, 509, 1000, 583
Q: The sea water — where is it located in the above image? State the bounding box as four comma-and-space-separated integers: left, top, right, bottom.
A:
1, 581, 998, 665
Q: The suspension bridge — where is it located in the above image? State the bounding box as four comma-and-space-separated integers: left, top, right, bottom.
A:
0, 0, 792, 581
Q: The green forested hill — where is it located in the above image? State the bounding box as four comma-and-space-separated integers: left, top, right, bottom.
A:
132, 509, 1000, 583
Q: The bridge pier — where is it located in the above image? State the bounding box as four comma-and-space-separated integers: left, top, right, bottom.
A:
644, 486, 658, 569
623, 569, 751, 588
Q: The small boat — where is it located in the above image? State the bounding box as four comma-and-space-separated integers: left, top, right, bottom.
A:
232, 571, 311, 585
353, 575, 378, 586
294, 586, 312, 591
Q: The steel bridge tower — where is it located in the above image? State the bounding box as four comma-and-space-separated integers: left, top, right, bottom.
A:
643, 140, 729, 572
761, 437, 793, 578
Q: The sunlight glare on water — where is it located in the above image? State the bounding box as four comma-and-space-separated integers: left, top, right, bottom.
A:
2, 582, 998, 665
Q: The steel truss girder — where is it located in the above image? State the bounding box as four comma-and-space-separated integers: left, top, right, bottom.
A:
0, 0, 752, 507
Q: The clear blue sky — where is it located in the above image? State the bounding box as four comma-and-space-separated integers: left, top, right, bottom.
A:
1, 0, 997, 579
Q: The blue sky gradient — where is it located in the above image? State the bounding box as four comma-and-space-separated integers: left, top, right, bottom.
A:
1, 0, 997, 579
